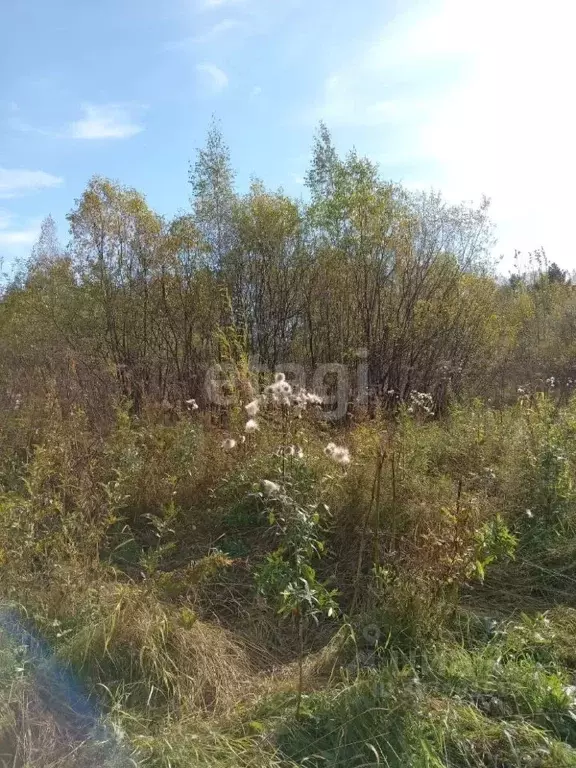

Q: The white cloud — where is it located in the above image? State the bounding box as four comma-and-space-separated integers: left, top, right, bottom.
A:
203, 0, 244, 8
0, 168, 63, 199
194, 18, 242, 43
250, 85, 262, 98
0, 211, 41, 249
196, 63, 229, 92
0, 225, 39, 247
165, 18, 241, 50
316, 72, 416, 126
69, 103, 144, 140
313, 50, 431, 129
314, 0, 576, 267
205, 18, 240, 35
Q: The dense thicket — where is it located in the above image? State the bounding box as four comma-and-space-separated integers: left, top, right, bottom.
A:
2, 122, 574, 421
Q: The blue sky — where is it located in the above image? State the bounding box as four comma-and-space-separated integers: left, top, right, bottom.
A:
1, 0, 575, 271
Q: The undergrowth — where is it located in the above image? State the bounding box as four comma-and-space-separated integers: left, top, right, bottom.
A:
2, 390, 576, 766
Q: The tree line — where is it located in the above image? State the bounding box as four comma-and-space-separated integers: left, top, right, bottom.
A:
1, 121, 574, 419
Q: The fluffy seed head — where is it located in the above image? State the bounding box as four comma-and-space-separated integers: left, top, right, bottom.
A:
332, 447, 351, 465
325, 442, 351, 465
245, 399, 260, 417
261, 479, 280, 496
245, 418, 259, 433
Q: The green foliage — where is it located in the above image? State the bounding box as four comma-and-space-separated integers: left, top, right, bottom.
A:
253, 458, 337, 621
473, 514, 517, 582
4, 121, 576, 765
277, 657, 576, 767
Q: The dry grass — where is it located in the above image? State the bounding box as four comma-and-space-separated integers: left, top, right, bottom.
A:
0, 670, 133, 768
55, 581, 252, 713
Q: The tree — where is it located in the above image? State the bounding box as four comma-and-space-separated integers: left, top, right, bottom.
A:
157, 213, 221, 399
29, 215, 62, 270
189, 117, 236, 270
305, 121, 339, 203
67, 176, 163, 411
547, 262, 568, 284
231, 181, 306, 368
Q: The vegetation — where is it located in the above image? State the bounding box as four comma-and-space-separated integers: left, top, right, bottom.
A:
1, 122, 576, 766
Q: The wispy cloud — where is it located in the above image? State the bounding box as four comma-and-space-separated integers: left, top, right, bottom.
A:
310, 8, 448, 130
167, 18, 241, 48
69, 103, 144, 140
2, 101, 54, 136
9, 120, 54, 136
0, 210, 41, 248
197, 18, 241, 42
0, 211, 11, 229
315, 71, 419, 127
250, 85, 262, 99
196, 63, 229, 92
202, 0, 245, 9
0, 101, 20, 115
0, 168, 63, 199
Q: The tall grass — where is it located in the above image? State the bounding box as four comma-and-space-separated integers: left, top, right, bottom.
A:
2, 390, 576, 764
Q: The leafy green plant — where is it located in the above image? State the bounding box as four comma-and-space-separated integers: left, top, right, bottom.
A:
255, 481, 338, 716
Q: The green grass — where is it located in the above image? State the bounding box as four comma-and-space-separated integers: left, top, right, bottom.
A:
3, 395, 576, 765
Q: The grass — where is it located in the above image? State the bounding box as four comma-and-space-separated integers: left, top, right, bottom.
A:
2, 393, 576, 765
273, 614, 576, 767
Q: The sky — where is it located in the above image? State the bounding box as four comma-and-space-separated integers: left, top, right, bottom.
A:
1, 0, 575, 273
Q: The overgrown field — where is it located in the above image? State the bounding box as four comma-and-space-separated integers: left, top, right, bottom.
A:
2, 386, 576, 767
2, 123, 576, 765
